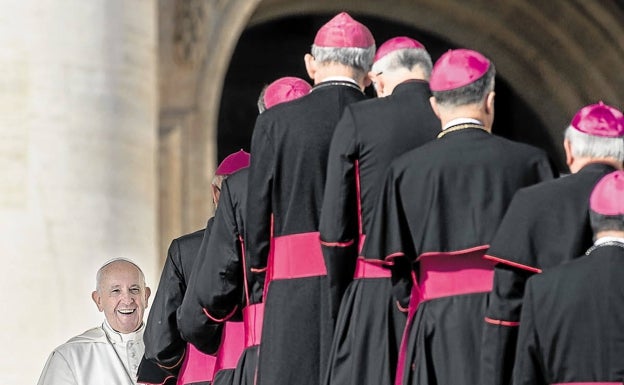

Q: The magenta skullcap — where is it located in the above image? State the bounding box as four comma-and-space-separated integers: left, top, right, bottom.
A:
263, 77, 312, 110
590, 171, 624, 216
430, 49, 491, 92
374, 36, 426, 63
571, 102, 624, 138
313, 12, 374, 48
215, 150, 250, 176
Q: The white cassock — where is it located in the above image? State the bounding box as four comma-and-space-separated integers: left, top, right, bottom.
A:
37, 321, 145, 385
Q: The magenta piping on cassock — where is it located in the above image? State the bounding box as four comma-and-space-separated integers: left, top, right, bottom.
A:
139, 376, 177, 385
484, 317, 520, 327
353, 234, 391, 278
551, 382, 623, 384
394, 271, 420, 385
203, 305, 238, 323
320, 239, 355, 247
483, 254, 542, 273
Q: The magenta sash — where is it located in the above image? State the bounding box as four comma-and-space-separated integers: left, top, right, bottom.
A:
353, 257, 391, 278
270, 232, 327, 279
394, 246, 494, 385
176, 343, 216, 385
243, 303, 264, 348
213, 321, 245, 373
417, 246, 494, 301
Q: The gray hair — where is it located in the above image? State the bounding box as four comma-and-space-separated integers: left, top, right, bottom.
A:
212, 174, 226, 188
371, 48, 433, 79
590, 211, 624, 234
564, 125, 624, 161
432, 64, 496, 107
257, 84, 268, 114
311, 45, 376, 76
95, 257, 146, 291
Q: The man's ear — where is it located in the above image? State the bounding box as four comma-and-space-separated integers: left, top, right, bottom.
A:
363, 74, 372, 88
485, 91, 495, 114
429, 96, 441, 120
370, 72, 384, 96
144, 287, 152, 307
92, 291, 103, 312
563, 138, 574, 167
304, 53, 316, 81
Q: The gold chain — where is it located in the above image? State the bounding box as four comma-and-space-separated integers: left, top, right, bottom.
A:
437, 123, 490, 139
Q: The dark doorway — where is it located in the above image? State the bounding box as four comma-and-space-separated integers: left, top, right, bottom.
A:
217, 13, 565, 171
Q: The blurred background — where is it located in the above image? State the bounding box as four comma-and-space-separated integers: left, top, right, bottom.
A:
1, 0, 623, 383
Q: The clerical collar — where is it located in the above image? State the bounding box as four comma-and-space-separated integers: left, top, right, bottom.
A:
437, 118, 488, 139
102, 319, 144, 344
443, 118, 484, 131
312, 76, 363, 94
585, 236, 624, 255
320, 76, 359, 85
594, 236, 624, 246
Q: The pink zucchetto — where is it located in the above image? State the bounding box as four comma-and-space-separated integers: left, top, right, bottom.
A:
263, 77, 312, 110
590, 170, 624, 216
215, 150, 250, 176
429, 49, 491, 92
571, 101, 624, 138
374, 36, 426, 63
313, 12, 374, 48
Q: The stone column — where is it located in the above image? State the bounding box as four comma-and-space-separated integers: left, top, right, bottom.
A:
0, 1, 158, 384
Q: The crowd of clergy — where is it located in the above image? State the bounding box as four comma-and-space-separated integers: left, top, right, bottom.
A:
38, 11, 624, 385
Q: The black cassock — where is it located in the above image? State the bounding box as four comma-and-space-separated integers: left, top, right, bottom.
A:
246, 80, 367, 385
363, 127, 556, 385
138, 219, 215, 385
481, 162, 617, 385
513, 242, 624, 385
177, 169, 252, 385
319, 80, 439, 385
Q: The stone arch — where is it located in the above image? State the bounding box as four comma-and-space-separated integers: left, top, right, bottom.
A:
158, 0, 624, 250
247, 0, 624, 150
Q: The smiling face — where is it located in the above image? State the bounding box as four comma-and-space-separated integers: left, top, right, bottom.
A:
91, 260, 151, 334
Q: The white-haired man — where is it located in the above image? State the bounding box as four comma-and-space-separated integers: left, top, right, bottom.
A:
320, 36, 439, 385
513, 170, 624, 385
482, 102, 624, 385
362, 48, 556, 385
38, 258, 152, 385
245, 12, 375, 385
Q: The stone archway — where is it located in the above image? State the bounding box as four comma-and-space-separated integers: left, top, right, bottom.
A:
248, 0, 624, 150
158, 0, 624, 256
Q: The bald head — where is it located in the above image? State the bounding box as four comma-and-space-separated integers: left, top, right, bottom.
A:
95, 258, 146, 292
92, 258, 150, 334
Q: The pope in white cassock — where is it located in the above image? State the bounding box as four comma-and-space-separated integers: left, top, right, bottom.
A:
37, 258, 152, 385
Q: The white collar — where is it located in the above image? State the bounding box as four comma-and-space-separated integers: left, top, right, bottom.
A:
102, 319, 144, 344
318, 76, 359, 86
443, 118, 483, 131
594, 236, 624, 246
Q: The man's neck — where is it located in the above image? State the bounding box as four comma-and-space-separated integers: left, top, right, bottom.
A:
102, 320, 143, 343
594, 231, 624, 242
438, 104, 491, 132
568, 158, 623, 174
314, 63, 364, 89
383, 68, 427, 95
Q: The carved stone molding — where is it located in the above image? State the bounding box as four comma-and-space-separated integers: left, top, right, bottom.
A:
173, 0, 207, 67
